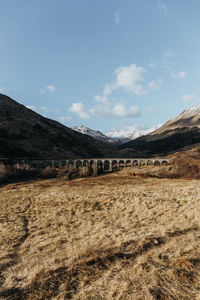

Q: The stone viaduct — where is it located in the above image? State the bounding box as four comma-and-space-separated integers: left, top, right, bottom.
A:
53, 158, 171, 171
0, 157, 171, 172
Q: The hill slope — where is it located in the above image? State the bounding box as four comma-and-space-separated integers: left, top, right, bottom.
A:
153, 104, 200, 135
120, 105, 200, 156
0, 94, 116, 159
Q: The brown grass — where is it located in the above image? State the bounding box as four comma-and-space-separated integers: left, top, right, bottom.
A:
130, 149, 200, 180
0, 166, 200, 299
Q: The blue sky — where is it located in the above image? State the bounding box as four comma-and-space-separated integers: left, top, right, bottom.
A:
1, 0, 200, 135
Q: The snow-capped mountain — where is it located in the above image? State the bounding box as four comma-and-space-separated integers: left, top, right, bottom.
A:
72, 126, 118, 144
105, 124, 162, 141
72, 125, 162, 144
153, 104, 200, 135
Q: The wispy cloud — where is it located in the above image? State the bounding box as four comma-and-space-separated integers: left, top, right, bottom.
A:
95, 64, 147, 104
171, 71, 187, 79
183, 94, 197, 102
158, 1, 168, 14
40, 89, 46, 94
46, 85, 56, 92
0, 86, 7, 93
40, 85, 56, 93
165, 49, 175, 58
26, 105, 59, 114
148, 79, 163, 91
69, 102, 90, 120
147, 61, 156, 68
69, 63, 164, 121
95, 63, 163, 104
91, 104, 140, 119
115, 11, 122, 24
57, 116, 72, 123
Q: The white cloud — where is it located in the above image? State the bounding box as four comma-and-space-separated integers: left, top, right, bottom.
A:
95, 63, 164, 104
148, 78, 163, 90
69, 102, 90, 119
71, 63, 164, 121
95, 64, 147, 103
57, 116, 72, 123
90, 103, 140, 119
158, 1, 168, 14
115, 11, 122, 24
147, 62, 156, 68
40, 85, 56, 93
26, 105, 59, 114
115, 64, 146, 94
165, 49, 175, 58
46, 85, 56, 92
171, 71, 187, 79
105, 123, 162, 140
26, 105, 38, 112
111, 104, 140, 118
0, 86, 7, 93
183, 94, 197, 102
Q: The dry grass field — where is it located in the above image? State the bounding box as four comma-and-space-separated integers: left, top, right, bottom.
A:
0, 166, 200, 299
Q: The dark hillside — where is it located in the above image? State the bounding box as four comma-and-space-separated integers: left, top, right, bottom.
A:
119, 127, 200, 156
0, 94, 116, 159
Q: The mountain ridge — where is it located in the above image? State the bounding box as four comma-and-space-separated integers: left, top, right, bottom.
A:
120, 104, 200, 156
0, 94, 117, 159
152, 104, 200, 135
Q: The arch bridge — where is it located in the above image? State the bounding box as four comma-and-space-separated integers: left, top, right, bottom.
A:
60, 158, 171, 171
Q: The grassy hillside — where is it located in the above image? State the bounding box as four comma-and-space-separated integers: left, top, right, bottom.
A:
0, 168, 200, 299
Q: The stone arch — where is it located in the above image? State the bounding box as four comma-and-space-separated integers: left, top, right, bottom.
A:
119, 160, 125, 168
83, 160, 89, 167
44, 160, 51, 167
97, 160, 103, 166
132, 160, 139, 167
68, 160, 74, 168
90, 160, 97, 175
90, 160, 96, 167
76, 160, 82, 168
112, 160, 118, 170
126, 160, 132, 167
61, 160, 67, 167
30, 161, 38, 168
140, 160, 146, 167
97, 160, 103, 174
154, 160, 161, 166
104, 160, 110, 171
162, 160, 168, 166
147, 160, 153, 166
39, 161, 47, 168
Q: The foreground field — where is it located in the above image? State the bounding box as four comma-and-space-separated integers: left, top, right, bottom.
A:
0, 168, 200, 299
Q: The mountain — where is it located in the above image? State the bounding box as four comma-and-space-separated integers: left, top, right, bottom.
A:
152, 104, 200, 135
105, 124, 162, 142
0, 94, 117, 159
120, 104, 200, 157
72, 125, 117, 144
72, 125, 132, 144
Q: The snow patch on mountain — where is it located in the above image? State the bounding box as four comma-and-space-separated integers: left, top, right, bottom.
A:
178, 104, 200, 118
72, 125, 117, 143
105, 124, 162, 140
